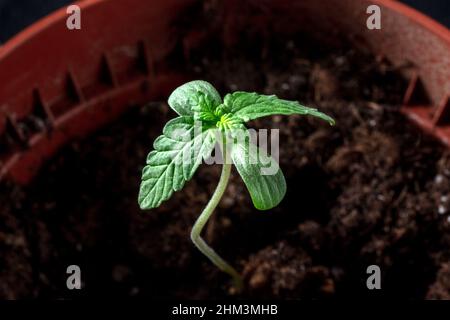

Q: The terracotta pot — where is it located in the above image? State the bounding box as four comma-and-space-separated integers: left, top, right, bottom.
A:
0, 0, 449, 184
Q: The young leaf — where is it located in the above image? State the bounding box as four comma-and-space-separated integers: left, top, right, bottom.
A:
138, 116, 216, 209
168, 80, 222, 116
223, 92, 335, 125
230, 136, 287, 210
192, 92, 219, 123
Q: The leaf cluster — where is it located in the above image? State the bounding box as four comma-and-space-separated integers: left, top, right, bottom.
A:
139, 81, 334, 210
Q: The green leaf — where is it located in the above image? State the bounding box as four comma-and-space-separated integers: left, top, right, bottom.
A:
138, 116, 216, 209
168, 80, 222, 116
230, 134, 287, 210
192, 91, 219, 123
223, 92, 335, 125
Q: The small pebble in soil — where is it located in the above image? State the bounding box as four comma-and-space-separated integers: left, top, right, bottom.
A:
435, 174, 444, 184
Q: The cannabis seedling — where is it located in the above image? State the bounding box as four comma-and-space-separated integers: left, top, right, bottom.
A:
138, 80, 334, 289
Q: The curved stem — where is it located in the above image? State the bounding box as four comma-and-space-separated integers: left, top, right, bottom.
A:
190, 161, 243, 289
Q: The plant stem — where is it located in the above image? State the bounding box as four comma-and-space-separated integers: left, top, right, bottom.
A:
190, 161, 243, 290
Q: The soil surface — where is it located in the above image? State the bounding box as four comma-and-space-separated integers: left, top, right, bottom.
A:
1, 32, 450, 299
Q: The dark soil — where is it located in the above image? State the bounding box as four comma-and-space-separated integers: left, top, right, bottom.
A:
1, 34, 450, 299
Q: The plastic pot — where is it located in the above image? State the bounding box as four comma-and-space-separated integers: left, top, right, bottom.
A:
0, 0, 449, 185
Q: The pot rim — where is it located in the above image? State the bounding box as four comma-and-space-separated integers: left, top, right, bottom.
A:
1, 0, 449, 61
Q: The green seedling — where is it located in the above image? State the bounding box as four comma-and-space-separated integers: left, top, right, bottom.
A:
138, 80, 334, 289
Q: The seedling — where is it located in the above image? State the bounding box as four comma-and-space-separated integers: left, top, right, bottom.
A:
138, 80, 334, 289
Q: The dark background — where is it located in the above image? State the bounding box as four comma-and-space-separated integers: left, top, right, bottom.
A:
0, 0, 449, 44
